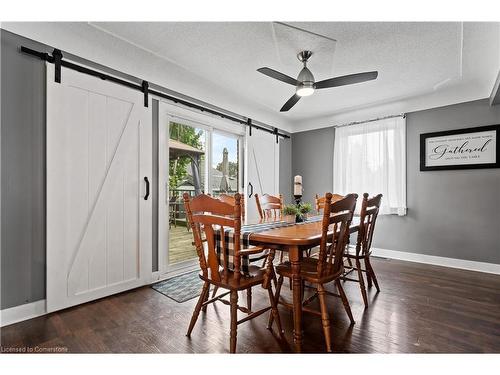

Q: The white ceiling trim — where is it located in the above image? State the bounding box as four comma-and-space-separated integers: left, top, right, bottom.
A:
290, 81, 493, 133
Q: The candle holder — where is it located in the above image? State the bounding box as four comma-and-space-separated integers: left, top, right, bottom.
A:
293, 194, 302, 205
293, 194, 304, 223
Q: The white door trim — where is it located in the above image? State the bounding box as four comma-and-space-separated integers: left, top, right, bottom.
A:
157, 108, 200, 278
155, 99, 245, 136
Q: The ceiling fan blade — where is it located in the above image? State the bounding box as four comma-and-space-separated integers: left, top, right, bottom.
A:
257, 67, 299, 86
314, 71, 378, 90
280, 94, 301, 112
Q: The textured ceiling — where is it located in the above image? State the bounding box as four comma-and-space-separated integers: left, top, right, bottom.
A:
90, 22, 500, 125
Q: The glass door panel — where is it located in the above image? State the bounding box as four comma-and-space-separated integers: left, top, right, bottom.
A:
168, 121, 206, 265
211, 132, 240, 197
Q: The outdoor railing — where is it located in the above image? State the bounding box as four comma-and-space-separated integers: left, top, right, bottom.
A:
168, 188, 239, 226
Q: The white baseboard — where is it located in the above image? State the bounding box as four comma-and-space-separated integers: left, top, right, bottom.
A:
372, 248, 500, 275
0, 300, 47, 327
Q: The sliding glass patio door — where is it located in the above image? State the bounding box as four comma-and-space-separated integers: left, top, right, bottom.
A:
158, 102, 244, 277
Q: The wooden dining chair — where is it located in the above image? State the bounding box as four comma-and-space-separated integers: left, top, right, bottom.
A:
308, 193, 346, 257
218, 193, 245, 219
315, 193, 345, 213
255, 193, 283, 220
183, 193, 283, 353
271, 193, 357, 352
255, 193, 288, 264
212, 193, 268, 310
341, 193, 383, 307
218, 193, 267, 264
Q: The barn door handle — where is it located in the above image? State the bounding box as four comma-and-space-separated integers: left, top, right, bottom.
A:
144, 177, 150, 200
248, 182, 253, 198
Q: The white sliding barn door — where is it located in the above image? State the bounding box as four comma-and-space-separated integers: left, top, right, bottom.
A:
245, 128, 280, 222
46, 65, 152, 312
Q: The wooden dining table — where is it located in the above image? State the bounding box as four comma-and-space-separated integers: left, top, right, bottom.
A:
246, 215, 360, 353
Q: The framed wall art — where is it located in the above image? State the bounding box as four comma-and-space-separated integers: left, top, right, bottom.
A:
420, 124, 500, 171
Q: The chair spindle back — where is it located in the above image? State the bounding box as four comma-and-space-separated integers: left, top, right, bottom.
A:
255, 193, 283, 220
218, 193, 245, 219
315, 193, 345, 213
183, 193, 243, 283
316, 193, 358, 278
355, 193, 383, 256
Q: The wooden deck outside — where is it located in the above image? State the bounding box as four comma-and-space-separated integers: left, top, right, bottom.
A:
168, 225, 198, 264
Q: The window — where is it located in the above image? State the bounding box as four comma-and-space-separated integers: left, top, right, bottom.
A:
333, 116, 406, 215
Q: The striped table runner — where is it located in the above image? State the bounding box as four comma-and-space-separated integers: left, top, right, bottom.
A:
215, 216, 323, 273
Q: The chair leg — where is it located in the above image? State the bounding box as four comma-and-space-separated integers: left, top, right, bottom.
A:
246, 288, 252, 313
355, 258, 369, 308
366, 259, 373, 289
201, 285, 211, 313
266, 284, 285, 337
268, 275, 284, 329
187, 281, 210, 337
317, 284, 332, 352
229, 290, 238, 353
346, 256, 353, 268
335, 279, 355, 325
365, 256, 380, 292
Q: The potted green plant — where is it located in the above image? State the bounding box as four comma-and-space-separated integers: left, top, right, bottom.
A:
282, 202, 313, 223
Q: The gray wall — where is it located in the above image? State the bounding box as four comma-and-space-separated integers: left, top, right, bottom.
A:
292, 126, 335, 204
1, 30, 47, 309
279, 137, 293, 204
292, 99, 500, 264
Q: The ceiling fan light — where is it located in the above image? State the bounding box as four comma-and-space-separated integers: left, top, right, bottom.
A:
296, 82, 315, 97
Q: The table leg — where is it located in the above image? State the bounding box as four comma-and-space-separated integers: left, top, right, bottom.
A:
289, 245, 303, 353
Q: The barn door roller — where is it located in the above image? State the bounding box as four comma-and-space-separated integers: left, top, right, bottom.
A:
53, 49, 63, 83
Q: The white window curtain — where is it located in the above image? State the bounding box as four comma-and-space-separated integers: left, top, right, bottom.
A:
333, 116, 406, 215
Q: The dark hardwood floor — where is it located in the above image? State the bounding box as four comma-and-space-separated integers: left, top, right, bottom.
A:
1, 257, 500, 353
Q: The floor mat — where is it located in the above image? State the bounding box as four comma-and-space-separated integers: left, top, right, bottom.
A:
151, 270, 203, 303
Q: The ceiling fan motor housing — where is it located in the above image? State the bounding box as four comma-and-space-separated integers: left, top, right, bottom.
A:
297, 66, 315, 84
296, 66, 315, 96
296, 51, 315, 96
